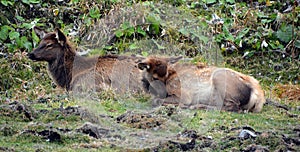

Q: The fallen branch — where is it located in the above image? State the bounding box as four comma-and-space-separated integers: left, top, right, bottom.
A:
265, 98, 291, 111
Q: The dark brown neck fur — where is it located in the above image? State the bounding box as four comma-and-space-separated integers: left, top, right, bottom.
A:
48, 44, 75, 91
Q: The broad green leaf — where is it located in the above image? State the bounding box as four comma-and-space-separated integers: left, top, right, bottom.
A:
222, 26, 234, 41
226, 0, 235, 4
276, 25, 293, 43
23, 41, 32, 51
32, 29, 40, 46
179, 28, 189, 36
115, 30, 124, 38
21, 0, 30, 4
16, 16, 25, 22
104, 45, 113, 50
5, 43, 17, 53
29, 0, 40, 3
1, 0, 14, 6
141, 51, 148, 57
129, 43, 138, 50
89, 7, 101, 19
125, 27, 135, 37
236, 28, 249, 40
146, 13, 160, 25
72, 0, 79, 3
21, 23, 34, 29
202, 0, 217, 4
149, 23, 160, 35
146, 14, 160, 35
268, 41, 277, 49
16, 37, 22, 47
0, 25, 10, 41
137, 26, 146, 36
295, 40, 300, 49
214, 33, 225, 43
20, 36, 32, 50
257, 12, 268, 18
9, 31, 20, 40
1, 0, 8, 6
255, 40, 261, 50
22, 0, 39, 4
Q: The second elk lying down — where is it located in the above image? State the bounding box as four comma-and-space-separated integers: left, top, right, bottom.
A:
138, 56, 266, 112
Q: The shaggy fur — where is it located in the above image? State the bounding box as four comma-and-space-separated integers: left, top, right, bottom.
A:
28, 27, 146, 93
138, 56, 266, 112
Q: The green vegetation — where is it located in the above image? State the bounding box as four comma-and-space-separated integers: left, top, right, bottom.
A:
0, 0, 299, 151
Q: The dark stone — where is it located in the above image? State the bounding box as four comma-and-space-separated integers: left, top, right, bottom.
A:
77, 122, 111, 139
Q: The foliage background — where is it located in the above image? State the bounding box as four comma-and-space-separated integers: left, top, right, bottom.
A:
0, 0, 299, 151
1, 0, 299, 101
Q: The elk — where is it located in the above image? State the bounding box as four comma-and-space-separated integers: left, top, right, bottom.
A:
28, 27, 147, 94
138, 56, 266, 112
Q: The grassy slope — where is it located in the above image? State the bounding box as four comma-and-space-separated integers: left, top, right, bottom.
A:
0, 91, 299, 151
0, 0, 299, 151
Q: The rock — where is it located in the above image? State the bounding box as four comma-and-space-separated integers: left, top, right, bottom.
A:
243, 144, 269, 152
239, 129, 257, 139
77, 122, 111, 139
0, 101, 35, 121
21, 129, 62, 142
178, 129, 199, 139
152, 139, 196, 151
0, 147, 15, 152
38, 130, 61, 142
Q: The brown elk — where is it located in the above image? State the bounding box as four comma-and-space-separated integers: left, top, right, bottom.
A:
138, 56, 266, 112
28, 27, 147, 94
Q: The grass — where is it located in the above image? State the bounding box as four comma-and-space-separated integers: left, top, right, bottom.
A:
0, 58, 299, 151
1, 0, 299, 151
0, 90, 299, 151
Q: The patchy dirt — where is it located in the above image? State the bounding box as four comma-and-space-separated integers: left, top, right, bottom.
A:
0, 98, 299, 151
0, 101, 35, 121
219, 126, 300, 151
116, 111, 166, 129
21, 129, 62, 142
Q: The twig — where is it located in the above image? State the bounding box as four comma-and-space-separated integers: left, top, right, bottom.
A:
265, 98, 290, 111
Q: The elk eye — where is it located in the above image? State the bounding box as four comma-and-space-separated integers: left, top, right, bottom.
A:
46, 44, 53, 48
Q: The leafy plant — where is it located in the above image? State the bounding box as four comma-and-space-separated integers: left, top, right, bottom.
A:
276, 24, 293, 43
115, 22, 135, 38
1, 0, 14, 6
89, 6, 101, 19
21, 0, 40, 5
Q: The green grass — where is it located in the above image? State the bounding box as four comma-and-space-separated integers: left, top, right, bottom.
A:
1, 94, 298, 151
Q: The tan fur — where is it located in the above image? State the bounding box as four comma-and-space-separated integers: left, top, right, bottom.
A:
138, 56, 266, 112
28, 27, 146, 94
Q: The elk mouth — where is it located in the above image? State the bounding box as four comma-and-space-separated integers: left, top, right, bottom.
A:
27, 53, 39, 61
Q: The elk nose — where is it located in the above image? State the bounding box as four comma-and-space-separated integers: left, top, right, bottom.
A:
153, 77, 159, 81
27, 52, 35, 60
27, 52, 32, 57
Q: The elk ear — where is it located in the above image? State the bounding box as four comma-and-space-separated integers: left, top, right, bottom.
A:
155, 63, 167, 77
138, 62, 150, 70
55, 28, 67, 45
33, 26, 47, 39
168, 56, 182, 64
